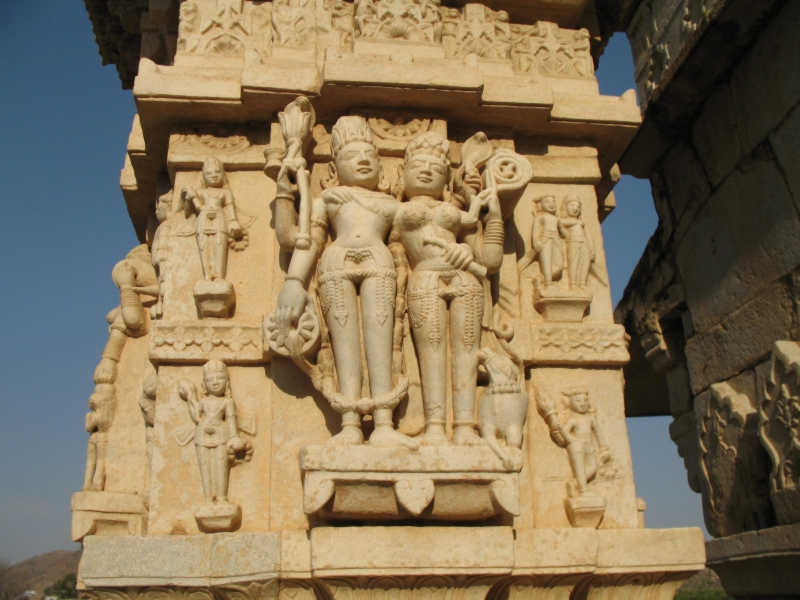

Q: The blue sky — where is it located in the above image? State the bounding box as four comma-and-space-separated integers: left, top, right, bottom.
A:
0, 3, 706, 564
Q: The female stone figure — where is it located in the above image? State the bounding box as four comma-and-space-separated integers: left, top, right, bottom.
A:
391, 132, 504, 446
560, 195, 595, 289
181, 157, 244, 282
178, 360, 246, 530
273, 116, 417, 448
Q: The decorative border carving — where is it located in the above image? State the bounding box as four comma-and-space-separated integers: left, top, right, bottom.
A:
530, 324, 629, 366
149, 322, 264, 363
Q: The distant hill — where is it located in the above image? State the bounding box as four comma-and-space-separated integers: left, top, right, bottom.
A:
7, 550, 82, 597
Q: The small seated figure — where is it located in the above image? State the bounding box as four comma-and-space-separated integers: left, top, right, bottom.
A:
83, 384, 116, 492
179, 360, 248, 532
559, 196, 596, 289
531, 195, 564, 286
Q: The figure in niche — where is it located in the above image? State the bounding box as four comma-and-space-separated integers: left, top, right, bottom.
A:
150, 190, 173, 319
273, 116, 417, 448
391, 131, 504, 446
181, 157, 246, 283
531, 195, 564, 287
180, 157, 250, 318
83, 384, 116, 492
538, 387, 615, 498
178, 360, 249, 532
560, 195, 596, 289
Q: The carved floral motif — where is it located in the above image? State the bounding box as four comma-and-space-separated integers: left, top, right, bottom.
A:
510, 22, 593, 78
150, 323, 263, 362
354, 0, 443, 43
531, 325, 629, 365
442, 4, 511, 60
178, 0, 271, 59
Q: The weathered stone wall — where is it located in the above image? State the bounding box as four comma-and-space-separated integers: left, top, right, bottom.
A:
616, 0, 800, 595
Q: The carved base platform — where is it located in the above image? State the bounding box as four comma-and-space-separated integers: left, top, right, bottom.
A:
78, 527, 706, 600
71, 491, 146, 542
193, 280, 235, 318
533, 282, 592, 323
195, 500, 241, 533
300, 445, 523, 520
565, 495, 607, 529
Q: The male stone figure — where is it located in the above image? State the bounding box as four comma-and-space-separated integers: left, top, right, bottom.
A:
274, 116, 417, 448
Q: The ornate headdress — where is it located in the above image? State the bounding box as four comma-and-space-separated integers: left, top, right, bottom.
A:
330, 116, 375, 159
203, 359, 228, 377
404, 131, 451, 166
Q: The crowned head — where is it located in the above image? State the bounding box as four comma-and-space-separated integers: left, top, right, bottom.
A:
203, 359, 229, 396
564, 195, 582, 217
402, 131, 451, 199
328, 116, 382, 189
202, 156, 225, 188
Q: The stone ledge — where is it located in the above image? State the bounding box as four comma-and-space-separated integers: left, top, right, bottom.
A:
81, 532, 281, 587
149, 321, 264, 364
706, 523, 800, 563
310, 526, 515, 577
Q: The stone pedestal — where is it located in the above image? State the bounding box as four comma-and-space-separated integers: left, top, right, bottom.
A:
301, 446, 522, 519
193, 280, 235, 319
533, 281, 593, 323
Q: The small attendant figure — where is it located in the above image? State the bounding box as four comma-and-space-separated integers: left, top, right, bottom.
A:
179, 360, 248, 532
538, 387, 614, 498
559, 196, 596, 289
83, 384, 116, 492
181, 157, 245, 283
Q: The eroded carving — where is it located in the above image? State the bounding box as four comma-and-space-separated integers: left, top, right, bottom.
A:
696, 381, 774, 536
511, 22, 594, 78
442, 4, 511, 60
177, 360, 255, 532
83, 384, 117, 492
762, 341, 800, 524
272, 0, 315, 47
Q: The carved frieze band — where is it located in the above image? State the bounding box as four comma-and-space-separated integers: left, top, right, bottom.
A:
174, 0, 594, 79
530, 324, 629, 366
149, 322, 264, 363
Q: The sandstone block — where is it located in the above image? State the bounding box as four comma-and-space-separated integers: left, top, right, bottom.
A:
309, 526, 515, 576
692, 83, 742, 188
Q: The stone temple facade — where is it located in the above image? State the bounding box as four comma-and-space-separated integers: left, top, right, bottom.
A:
73, 1, 707, 600
615, 0, 800, 598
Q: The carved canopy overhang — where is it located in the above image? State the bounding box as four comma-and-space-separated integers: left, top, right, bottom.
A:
84, 0, 646, 89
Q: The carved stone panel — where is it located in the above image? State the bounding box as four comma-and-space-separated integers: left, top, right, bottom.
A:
761, 340, 800, 524
149, 322, 264, 363
695, 378, 774, 537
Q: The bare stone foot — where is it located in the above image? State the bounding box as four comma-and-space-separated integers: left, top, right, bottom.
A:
327, 425, 364, 446
453, 425, 485, 446
370, 426, 420, 450
420, 425, 449, 446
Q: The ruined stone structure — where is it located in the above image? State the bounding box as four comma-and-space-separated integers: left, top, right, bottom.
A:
614, 0, 800, 597
74, 1, 705, 599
